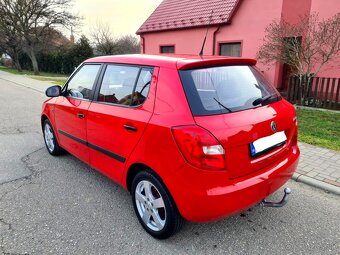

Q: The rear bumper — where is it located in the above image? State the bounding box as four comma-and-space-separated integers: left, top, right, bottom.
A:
169, 145, 300, 222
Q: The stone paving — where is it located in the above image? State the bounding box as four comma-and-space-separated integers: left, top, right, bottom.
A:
295, 142, 340, 194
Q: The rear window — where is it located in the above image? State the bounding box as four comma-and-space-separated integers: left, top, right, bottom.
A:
179, 66, 281, 116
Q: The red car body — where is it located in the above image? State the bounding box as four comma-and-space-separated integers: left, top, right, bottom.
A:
41, 54, 299, 223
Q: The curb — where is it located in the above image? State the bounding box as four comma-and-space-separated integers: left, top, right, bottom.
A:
292, 173, 340, 196
295, 105, 340, 114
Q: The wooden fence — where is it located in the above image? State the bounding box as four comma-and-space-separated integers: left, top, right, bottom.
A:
287, 76, 340, 110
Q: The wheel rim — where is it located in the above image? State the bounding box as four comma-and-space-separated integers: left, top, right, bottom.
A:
135, 180, 166, 232
44, 123, 55, 152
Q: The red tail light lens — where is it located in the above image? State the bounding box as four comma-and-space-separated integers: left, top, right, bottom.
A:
171, 125, 226, 170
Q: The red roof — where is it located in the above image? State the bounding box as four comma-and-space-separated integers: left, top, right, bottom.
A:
137, 0, 241, 34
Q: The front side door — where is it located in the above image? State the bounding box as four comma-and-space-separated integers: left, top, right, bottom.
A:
54, 64, 102, 163
87, 64, 157, 182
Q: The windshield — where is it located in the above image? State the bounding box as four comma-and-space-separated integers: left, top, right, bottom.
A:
179, 65, 281, 116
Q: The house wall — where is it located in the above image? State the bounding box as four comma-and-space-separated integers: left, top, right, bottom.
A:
141, 26, 218, 56
140, 0, 340, 89
282, 0, 312, 25
309, 0, 340, 78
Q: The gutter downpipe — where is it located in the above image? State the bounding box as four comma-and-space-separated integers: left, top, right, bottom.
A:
212, 25, 221, 55
140, 35, 145, 54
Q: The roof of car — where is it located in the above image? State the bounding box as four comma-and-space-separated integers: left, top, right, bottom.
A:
85, 54, 257, 70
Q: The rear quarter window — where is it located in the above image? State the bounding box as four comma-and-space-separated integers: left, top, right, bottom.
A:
179, 66, 281, 116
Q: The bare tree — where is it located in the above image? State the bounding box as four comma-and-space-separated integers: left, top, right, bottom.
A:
91, 22, 139, 56
114, 35, 140, 55
257, 13, 340, 92
0, 0, 79, 74
91, 22, 116, 55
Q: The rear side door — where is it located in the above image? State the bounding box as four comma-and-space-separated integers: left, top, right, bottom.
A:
54, 64, 102, 163
87, 64, 157, 182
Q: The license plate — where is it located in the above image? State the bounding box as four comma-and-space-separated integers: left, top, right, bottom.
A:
250, 131, 287, 157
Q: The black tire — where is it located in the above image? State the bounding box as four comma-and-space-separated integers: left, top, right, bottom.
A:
43, 119, 64, 156
131, 170, 183, 239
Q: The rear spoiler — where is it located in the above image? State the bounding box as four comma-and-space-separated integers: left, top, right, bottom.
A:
177, 58, 257, 70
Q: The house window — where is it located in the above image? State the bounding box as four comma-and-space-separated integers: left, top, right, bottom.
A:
160, 45, 175, 54
219, 43, 241, 57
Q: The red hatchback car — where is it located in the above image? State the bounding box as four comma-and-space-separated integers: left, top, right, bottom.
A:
41, 54, 299, 239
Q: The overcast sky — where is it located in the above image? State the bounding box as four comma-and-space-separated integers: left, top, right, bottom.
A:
70, 0, 162, 40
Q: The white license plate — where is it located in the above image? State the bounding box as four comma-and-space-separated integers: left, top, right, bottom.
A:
250, 131, 287, 156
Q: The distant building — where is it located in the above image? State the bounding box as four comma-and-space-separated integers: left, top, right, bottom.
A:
137, 0, 340, 91
1, 53, 13, 67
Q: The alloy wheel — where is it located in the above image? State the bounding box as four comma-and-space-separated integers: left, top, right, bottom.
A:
44, 123, 55, 152
135, 180, 166, 232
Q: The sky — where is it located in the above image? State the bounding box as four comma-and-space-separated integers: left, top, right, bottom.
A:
70, 0, 162, 40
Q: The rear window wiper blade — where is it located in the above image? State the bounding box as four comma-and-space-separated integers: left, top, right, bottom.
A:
252, 95, 275, 106
213, 98, 232, 113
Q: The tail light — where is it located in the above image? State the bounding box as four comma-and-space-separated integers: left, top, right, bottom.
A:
171, 125, 226, 170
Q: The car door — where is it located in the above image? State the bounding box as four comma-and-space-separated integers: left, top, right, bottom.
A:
54, 64, 102, 163
87, 64, 157, 182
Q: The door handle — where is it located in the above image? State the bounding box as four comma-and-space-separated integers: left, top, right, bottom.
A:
77, 113, 85, 119
123, 125, 138, 132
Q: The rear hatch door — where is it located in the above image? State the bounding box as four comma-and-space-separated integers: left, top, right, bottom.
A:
179, 65, 297, 178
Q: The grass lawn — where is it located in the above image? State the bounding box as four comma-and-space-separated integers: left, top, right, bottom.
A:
29, 76, 67, 86
0, 65, 67, 77
297, 107, 340, 151
0, 66, 67, 85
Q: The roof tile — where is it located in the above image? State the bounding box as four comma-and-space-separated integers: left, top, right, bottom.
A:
137, 0, 240, 34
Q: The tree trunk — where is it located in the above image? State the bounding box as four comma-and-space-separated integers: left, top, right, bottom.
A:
305, 74, 313, 105
28, 45, 39, 75
14, 61, 22, 72
14, 52, 22, 72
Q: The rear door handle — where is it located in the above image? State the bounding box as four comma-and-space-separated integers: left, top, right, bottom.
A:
77, 113, 85, 119
123, 125, 138, 132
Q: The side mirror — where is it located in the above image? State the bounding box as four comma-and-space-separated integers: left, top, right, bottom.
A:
45, 85, 61, 97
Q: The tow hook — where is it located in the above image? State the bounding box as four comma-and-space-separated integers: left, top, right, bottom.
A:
261, 188, 292, 208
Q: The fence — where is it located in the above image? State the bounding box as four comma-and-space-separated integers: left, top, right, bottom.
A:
287, 76, 340, 110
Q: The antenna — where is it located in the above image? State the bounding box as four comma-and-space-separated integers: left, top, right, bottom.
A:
199, 10, 214, 56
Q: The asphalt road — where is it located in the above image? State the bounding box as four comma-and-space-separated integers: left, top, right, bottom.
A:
0, 75, 339, 255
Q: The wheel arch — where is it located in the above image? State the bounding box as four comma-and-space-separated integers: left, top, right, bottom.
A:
126, 163, 169, 196
41, 114, 48, 130
126, 163, 155, 193
126, 162, 183, 214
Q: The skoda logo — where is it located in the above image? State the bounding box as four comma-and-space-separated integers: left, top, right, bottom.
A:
271, 121, 277, 133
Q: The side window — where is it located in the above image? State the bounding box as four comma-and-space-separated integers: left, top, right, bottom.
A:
133, 68, 153, 105
98, 65, 153, 106
66, 65, 101, 99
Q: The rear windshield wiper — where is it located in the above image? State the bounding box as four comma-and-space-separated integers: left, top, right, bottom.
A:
252, 95, 275, 106
213, 98, 232, 113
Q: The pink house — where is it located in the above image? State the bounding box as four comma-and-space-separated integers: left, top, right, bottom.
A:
137, 0, 340, 91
